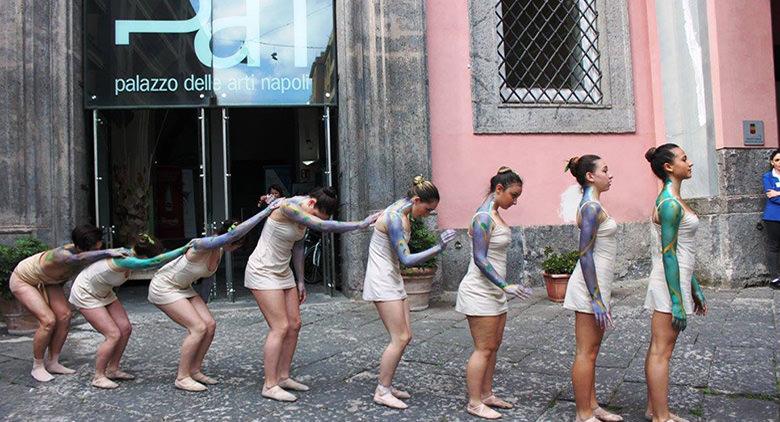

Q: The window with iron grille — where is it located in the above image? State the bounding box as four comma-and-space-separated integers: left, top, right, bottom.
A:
497, 0, 602, 105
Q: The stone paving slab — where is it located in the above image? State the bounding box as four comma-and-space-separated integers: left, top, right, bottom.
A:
0, 284, 778, 421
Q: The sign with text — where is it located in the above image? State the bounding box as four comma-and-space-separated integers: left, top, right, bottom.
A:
85, 0, 336, 108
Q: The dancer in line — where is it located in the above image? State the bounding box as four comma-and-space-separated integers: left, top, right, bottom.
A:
643, 145, 707, 422
149, 199, 281, 392
562, 156, 622, 422
70, 234, 190, 389
246, 187, 380, 402
9, 224, 128, 382
456, 167, 532, 419
363, 176, 456, 409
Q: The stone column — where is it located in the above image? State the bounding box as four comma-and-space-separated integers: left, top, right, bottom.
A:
0, 0, 87, 246
335, 0, 432, 297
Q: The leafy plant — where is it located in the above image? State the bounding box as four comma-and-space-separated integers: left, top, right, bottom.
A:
403, 217, 438, 269
541, 246, 579, 275
0, 237, 50, 300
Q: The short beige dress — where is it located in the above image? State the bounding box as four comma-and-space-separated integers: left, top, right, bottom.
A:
456, 212, 511, 316
244, 218, 306, 290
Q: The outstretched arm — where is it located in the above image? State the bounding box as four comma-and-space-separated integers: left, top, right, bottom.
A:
192, 199, 281, 250
280, 198, 380, 234
387, 212, 454, 267
578, 202, 611, 329
659, 199, 687, 331
47, 247, 129, 267
114, 244, 190, 270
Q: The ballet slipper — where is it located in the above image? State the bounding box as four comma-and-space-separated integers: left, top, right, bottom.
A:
391, 386, 410, 400
31, 360, 54, 382
373, 385, 408, 409
466, 402, 502, 419
191, 372, 218, 385
575, 416, 600, 422
644, 411, 689, 422
91, 376, 119, 389
482, 393, 513, 409
261, 385, 297, 402
175, 377, 207, 392
44, 360, 76, 375
278, 377, 309, 391
593, 406, 623, 421
106, 369, 135, 380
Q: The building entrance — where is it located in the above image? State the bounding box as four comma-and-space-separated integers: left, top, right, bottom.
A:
89, 106, 337, 300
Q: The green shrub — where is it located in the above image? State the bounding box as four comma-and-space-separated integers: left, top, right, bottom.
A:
404, 218, 438, 269
541, 246, 579, 275
0, 237, 50, 300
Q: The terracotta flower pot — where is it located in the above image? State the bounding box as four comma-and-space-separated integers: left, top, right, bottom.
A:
0, 297, 38, 335
401, 267, 436, 311
542, 272, 570, 303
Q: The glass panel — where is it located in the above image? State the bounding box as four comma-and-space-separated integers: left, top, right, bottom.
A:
212, 0, 336, 106
84, 0, 212, 108
92, 111, 114, 246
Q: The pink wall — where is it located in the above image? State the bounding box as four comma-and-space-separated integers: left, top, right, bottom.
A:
426, 0, 660, 228
707, 0, 778, 149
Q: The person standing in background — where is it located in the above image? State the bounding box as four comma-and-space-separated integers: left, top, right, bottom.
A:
762, 149, 780, 290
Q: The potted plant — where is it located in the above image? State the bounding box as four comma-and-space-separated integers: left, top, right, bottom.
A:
541, 246, 579, 303
401, 218, 439, 311
0, 237, 49, 334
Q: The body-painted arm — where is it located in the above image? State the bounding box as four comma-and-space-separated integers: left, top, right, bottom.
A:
291, 238, 307, 303
113, 244, 190, 270
578, 201, 611, 329
658, 198, 687, 331
280, 197, 380, 233
691, 273, 707, 316
192, 199, 281, 250
386, 212, 454, 267
47, 247, 129, 267
471, 212, 506, 289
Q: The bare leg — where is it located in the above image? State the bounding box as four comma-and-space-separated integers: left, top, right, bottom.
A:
465, 315, 502, 419
645, 311, 679, 422
157, 298, 208, 380
375, 299, 412, 387
189, 296, 216, 377
104, 300, 133, 376
79, 304, 121, 388
572, 312, 604, 421
251, 288, 291, 388
480, 313, 507, 397
277, 288, 302, 381
44, 285, 74, 374
9, 276, 56, 382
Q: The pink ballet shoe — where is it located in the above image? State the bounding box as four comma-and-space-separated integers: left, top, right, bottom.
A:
262, 385, 297, 402
482, 393, 513, 409
31, 360, 54, 382
467, 402, 502, 419
44, 360, 76, 375
91, 376, 119, 389
373, 385, 408, 409
593, 406, 623, 421
575, 416, 600, 422
191, 372, 218, 385
278, 377, 309, 391
106, 369, 135, 380
175, 377, 207, 392
644, 411, 689, 422
391, 386, 410, 400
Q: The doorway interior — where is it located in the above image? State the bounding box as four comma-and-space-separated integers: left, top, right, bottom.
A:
88, 106, 338, 300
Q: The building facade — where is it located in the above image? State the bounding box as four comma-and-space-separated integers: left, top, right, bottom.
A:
2, 0, 779, 300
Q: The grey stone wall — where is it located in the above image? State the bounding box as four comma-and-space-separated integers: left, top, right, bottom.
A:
0, 0, 88, 247
335, 0, 433, 298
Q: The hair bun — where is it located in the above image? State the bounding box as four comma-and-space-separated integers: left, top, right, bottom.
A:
645, 147, 657, 163
412, 175, 426, 186
321, 186, 337, 198
568, 156, 580, 168
497, 166, 513, 175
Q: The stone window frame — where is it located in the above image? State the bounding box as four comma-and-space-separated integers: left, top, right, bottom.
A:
469, 0, 635, 134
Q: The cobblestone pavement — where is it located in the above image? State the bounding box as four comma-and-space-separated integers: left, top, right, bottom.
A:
0, 282, 778, 421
